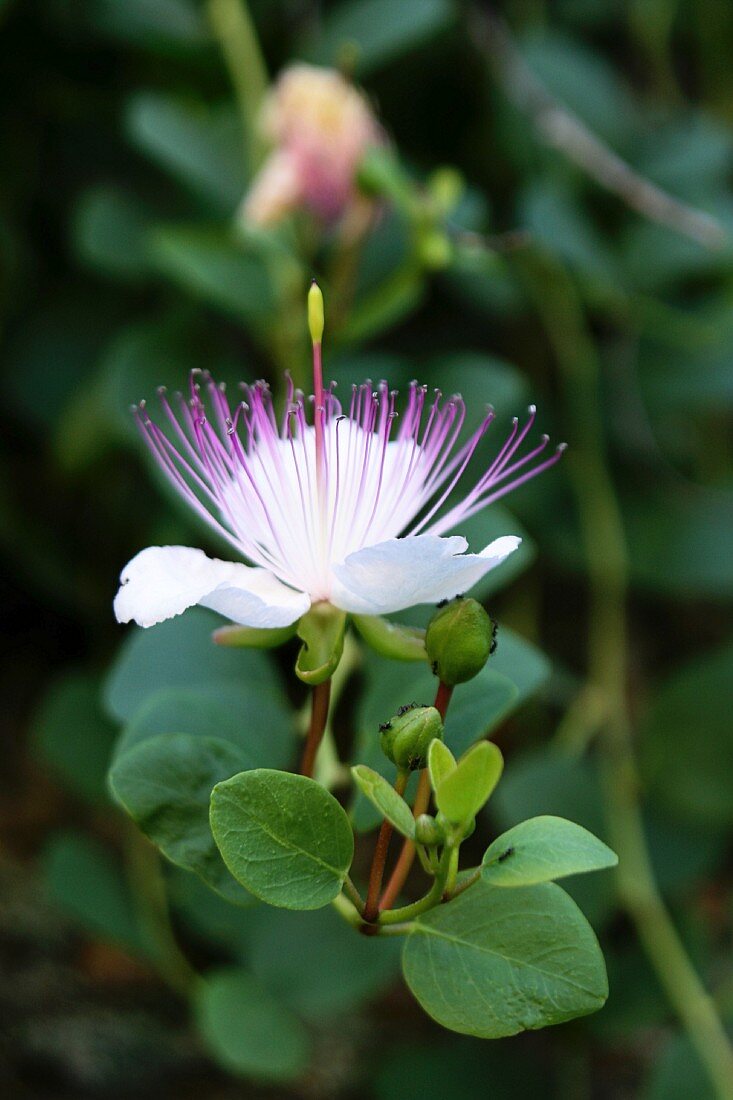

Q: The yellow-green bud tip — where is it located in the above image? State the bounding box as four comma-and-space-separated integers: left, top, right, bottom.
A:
308, 280, 324, 346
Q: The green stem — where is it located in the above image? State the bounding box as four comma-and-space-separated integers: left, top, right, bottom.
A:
522, 251, 733, 1100
343, 875, 365, 914
444, 867, 481, 901
124, 826, 198, 997
206, 0, 269, 169
378, 844, 454, 925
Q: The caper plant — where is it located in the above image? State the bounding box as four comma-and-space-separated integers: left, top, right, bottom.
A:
109, 286, 615, 1041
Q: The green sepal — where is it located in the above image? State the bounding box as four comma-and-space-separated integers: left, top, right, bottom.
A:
213, 623, 298, 649
351, 615, 427, 662
435, 741, 504, 825
295, 604, 347, 685
351, 765, 415, 839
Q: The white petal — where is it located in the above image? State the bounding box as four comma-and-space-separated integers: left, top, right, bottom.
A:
200, 568, 311, 627
114, 546, 310, 629
330, 535, 521, 615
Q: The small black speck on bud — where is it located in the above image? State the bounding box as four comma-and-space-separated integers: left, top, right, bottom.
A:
498, 846, 515, 863
396, 701, 423, 717
378, 721, 392, 732
380, 705, 444, 771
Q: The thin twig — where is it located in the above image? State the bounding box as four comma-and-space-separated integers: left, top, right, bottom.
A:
363, 772, 408, 923
468, 5, 726, 249
300, 679, 332, 778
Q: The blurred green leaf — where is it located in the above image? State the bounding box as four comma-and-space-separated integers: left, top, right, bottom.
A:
640, 638, 733, 827
340, 265, 425, 345
306, 0, 453, 75
521, 29, 638, 146
109, 733, 255, 905
210, 769, 354, 909
485, 625, 551, 703
631, 114, 733, 202
194, 969, 310, 1081
620, 215, 733, 292
33, 673, 117, 804
87, 0, 210, 52
6, 292, 123, 427
114, 681, 294, 767
402, 879, 608, 1036
427, 350, 530, 425
126, 94, 246, 211
623, 481, 733, 598
149, 225, 274, 321
643, 1032, 718, 1100
373, 1037, 543, 1100
72, 187, 154, 280
246, 905, 401, 1018
104, 608, 281, 723
519, 179, 618, 284
42, 830, 155, 959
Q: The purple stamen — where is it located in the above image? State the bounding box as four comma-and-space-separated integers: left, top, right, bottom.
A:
133, 369, 562, 596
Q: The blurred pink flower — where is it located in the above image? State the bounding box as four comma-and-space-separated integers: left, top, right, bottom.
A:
242, 63, 382, 226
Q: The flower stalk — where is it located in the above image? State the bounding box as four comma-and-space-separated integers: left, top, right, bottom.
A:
300, 678, 332, 778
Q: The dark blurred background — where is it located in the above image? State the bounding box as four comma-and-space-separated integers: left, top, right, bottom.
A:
2, 1, 733, 1097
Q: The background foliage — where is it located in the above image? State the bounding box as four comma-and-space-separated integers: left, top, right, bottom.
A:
2, 0, 733, 1096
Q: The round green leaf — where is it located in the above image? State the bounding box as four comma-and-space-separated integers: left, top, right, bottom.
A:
402, 880, 608, 1038
195, 969, 310, 1082
481, 815, 618, 887
109, 733, 253, 905
210, 770, 354, 909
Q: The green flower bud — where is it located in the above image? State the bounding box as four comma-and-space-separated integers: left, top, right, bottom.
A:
436, 810, 476, 842
379, 704, 444, 771
425, 596, 497, 685
415, 813, 444, 847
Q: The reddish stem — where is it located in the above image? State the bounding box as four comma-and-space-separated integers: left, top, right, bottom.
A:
300, 679, 331, 778
363, 771, 408, 923
378, 681, 454, 912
